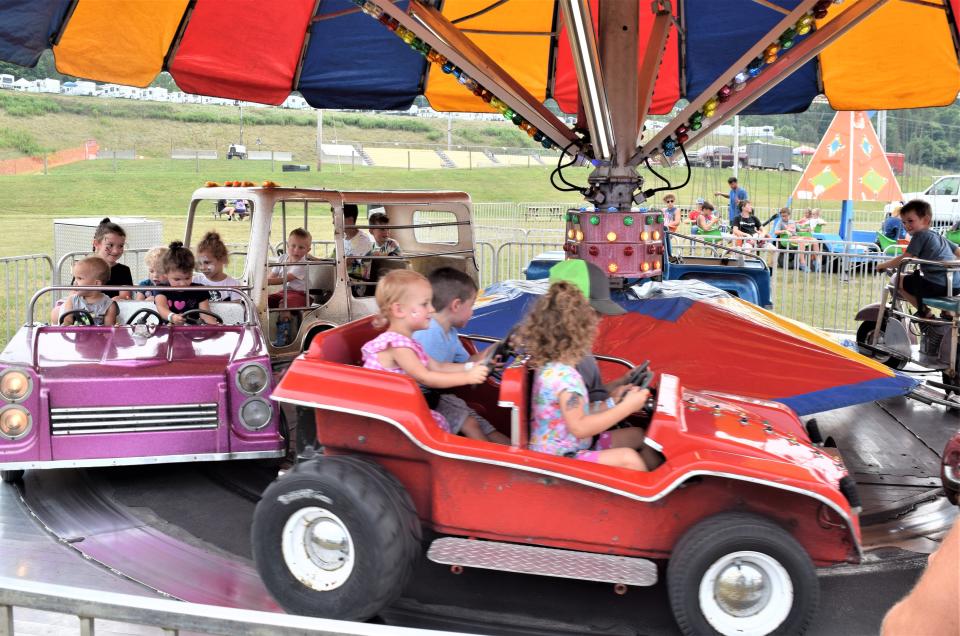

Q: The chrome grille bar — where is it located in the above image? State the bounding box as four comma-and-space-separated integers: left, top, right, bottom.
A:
50, 403, 218, 435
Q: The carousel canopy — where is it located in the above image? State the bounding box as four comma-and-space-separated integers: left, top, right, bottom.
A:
1, 0, 958, 116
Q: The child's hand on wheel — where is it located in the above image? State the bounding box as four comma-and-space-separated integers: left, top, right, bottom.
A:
466, 364, 490, 385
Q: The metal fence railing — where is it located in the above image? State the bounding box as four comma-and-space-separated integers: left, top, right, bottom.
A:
0, 575, 462, 636
0, 254, 53, 343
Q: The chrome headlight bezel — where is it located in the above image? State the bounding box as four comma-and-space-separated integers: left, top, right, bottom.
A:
0, 405, 32, 440
239, 397, 273, 431
0, 369, 33, 403
235, 363, 270, 396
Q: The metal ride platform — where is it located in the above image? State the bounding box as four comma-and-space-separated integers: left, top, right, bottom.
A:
0, 397, 955, 635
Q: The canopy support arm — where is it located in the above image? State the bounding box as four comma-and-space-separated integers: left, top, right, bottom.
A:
370, 0, 580, 156
629, 0, 890, 167
634, 1, 673, 148
559, 0, 614, 161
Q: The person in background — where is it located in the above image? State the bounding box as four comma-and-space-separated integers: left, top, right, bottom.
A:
364, 210, 403, 281
340, 204, 373, 283
688, 198, 704, 235
716, 176, 748, 225
135, 246, 168, 300
883, 204, 907, 240
697, 201, 720, 233
730, 200, 765, 248
663, 194, 681, 233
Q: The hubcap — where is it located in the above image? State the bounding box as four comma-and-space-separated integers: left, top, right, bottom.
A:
282, 507, 355, 591
699, 551, 793, 636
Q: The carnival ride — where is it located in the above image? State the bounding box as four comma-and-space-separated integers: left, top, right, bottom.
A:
1, 0, 960, 634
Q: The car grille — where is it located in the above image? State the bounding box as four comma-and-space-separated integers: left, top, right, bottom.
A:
50, 403, 218, 435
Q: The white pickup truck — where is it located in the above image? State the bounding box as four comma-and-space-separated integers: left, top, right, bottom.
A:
898, 175, 960, 228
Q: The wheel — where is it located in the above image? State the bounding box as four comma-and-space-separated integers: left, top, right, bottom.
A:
1, 470, 24, 484
667, 512, 819, 636
251, 455, 421, 621
856, 321, 908, 370
703, 158, 714, 168
777, 163, 785, 172
738, 159, 747, 169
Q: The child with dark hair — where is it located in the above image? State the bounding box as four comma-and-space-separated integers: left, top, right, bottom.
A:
154, 242, 216, 325
878, 199, 960, 316
364, 211, 402, 280
92, 217, 133, 299
194, 231, 240, 301
341, 204, 373, 281
414, 267, 509, 444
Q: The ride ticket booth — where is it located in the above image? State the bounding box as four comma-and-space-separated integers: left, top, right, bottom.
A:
53, 216, 163, 285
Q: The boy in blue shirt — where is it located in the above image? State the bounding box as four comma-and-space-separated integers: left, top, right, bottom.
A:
414, 267, 510, 444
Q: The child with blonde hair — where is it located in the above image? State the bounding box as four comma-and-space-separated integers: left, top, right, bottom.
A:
515, 281, 649, 470
194, 231, 240, 301
362, 270, 489, 433
136, 246, 168, 300
60, 257, 118, 326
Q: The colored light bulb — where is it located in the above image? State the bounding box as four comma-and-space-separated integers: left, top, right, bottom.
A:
589, 246, 599, 256
502, 108, 515, 121
641, 231, 649, 241
576, 230, 584, 241
511, 113, 523, 125
652, 230, 661, 240
734, 72, 749, 85
606, 231, 617, 242
704, 97, 719, 111
624, 216, 634, 226
608, 263, 619, 273
677, 132, 689, 144
690, 120, 702, 131
533, 131, 544, 142
653, 260, 661, 270
624, 246, 634, 256
641, 262, 651, 272
489, 97, 504, 110
590, 215, 600, 225
567, 229, 575, 239
441, 61, 455, 74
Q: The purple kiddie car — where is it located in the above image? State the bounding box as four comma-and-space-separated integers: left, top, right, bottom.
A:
0, 286, 284, 483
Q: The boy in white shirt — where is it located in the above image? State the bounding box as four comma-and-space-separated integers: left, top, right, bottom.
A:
267, 228, 313, 346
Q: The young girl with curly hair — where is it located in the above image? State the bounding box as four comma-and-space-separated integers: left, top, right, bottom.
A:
194, 231, 240, 301
515, 281, 649, 470
361, 270, 489, 433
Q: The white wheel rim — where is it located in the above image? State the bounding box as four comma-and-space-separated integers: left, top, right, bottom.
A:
281, 507, 355, 591
698, 550, 793, 636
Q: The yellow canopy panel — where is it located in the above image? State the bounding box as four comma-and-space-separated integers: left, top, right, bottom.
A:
53, 0, 190, 87
820, 0, 960, 110
424, 0, 554, 113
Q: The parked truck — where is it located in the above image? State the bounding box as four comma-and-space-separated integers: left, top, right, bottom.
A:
689, 145, 748, 169
746, 142, 792, 171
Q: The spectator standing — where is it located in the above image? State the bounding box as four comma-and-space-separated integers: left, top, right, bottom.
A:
716, 176, 748, 225
663, 195, 681, 233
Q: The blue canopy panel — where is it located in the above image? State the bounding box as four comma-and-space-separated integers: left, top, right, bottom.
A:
684, 0, 819, 114
0, 0, 72, 67
298, 0, 426, 110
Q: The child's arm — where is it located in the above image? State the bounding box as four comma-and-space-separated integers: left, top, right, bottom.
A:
391, 347, 488, 388
104, 301, 118, 327
197, 299, 217, 324
115, 290, 132, 300
877, 251, 910, 271
155, 293, 185, 325
59, 297, 76, 326
560, 387, 649, 439
135, 291, 147, 301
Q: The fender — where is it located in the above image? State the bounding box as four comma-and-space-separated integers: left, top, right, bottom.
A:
854, 302, 885, 323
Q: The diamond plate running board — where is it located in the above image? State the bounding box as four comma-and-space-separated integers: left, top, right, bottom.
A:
427, 537, 657, 587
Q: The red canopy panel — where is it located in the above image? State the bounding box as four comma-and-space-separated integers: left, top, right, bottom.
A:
554, 0, 680, 116
169, 0, 315, 106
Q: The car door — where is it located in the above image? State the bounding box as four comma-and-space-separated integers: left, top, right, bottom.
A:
926, 176, 960, 218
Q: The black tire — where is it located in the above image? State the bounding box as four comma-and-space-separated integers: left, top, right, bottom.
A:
856, 321, 908, 370
667, 512, 819, 636
777, 163, 785, 172
1, 469, 24, 484
251, 456, 421, 621
704, 158, 714, 168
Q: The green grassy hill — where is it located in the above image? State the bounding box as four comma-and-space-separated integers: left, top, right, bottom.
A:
0, 91, 542, 160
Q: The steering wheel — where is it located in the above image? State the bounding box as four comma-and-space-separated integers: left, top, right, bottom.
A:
126, 308, 166, 326
622, 360, 658, 415
59, 309, 95, 326
180, 309, 223, 325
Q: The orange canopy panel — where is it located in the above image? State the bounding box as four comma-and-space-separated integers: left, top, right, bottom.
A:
820, 1, 960, 109
170, 0, 315, 105
553, 0, 680, 116
53, 0, 190, 87
424, 0, 554, 112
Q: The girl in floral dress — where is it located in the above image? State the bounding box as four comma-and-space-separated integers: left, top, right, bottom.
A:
515, 282, 650, 470
361, 270, 489, 432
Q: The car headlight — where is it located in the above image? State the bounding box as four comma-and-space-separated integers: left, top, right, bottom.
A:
239, 398, 272, 430
0, 406, 31, 440
0, 370, 32, 402
236, 363, 269, 395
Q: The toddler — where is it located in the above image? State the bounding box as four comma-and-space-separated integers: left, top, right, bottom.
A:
194, 231, 240, 301
267, 227, 314, 346
154, 242, 217, 325
60, 256, 118, 326
414, 267, 509, 444
362, 270, 489, 433
136, 246, 168, 300
515, 281, 649, 470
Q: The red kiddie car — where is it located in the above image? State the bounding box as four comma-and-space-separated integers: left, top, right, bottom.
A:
251, 317, 862, 636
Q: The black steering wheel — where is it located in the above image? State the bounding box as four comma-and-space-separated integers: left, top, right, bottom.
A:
481, 327, 517, 367
126, 308, 166, 326
180, 309, 223, 325
59, 309, 95, 326
622, 360, 657, 415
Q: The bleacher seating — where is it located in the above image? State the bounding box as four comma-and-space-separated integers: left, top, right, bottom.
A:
363, 148, 446, 169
